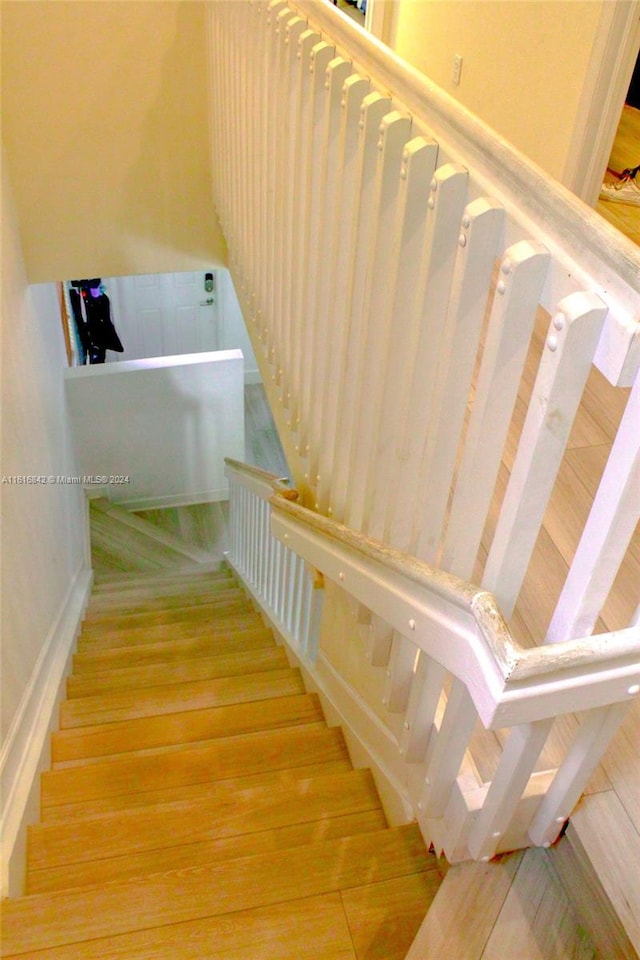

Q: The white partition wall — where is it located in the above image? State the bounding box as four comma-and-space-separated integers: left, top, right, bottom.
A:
65, 350, 245, 509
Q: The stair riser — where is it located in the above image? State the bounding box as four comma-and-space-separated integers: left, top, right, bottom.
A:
80, 593, 249, 631
76, 614, 265, 651
28, 810, 389, 895
40, 759, 354, 825
60, 669, 306, 728
29, 770, 380, 871
73, 631, 274, 672
4, 826, 430, 955
85, 583, 240, 618
66, 647, 290, 699
52, 694, 324, 765
41, 724, 341, 808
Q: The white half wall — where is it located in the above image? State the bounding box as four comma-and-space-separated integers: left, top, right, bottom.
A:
65, 351, 245, 509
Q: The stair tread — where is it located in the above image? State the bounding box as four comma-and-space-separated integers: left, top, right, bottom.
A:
42, 724, 344, 809
3, 893, 357, 960
73, 628, 275, 672
3, 824, 430, 955
66, 646, 290, 699
77, 611, 265, 650
28, 809, 389, 896
60, 668, 306, 727
40, 758, 355, 824
29, 768, 381, 872
92, 563, 227, 592
81, 591, 249, 630
568, 791, 640, 956
85, 582, 241, 618
90, 498, 216, 564
52, 693, 325, 764
342, 871, 444, 960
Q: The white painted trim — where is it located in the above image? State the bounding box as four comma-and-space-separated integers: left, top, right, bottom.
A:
563, 1, 640, 204
116, 487, 230, 511
0, 563, 93, 896
287, 645, 415, 827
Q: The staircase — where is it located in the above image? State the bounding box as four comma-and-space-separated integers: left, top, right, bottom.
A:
2, 548, 444, 957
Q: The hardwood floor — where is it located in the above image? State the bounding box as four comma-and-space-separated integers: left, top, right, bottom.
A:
597, 104, 640, 246
3, 565, 444, 959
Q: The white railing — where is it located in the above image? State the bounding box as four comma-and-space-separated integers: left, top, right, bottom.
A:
225, 459, 639, 861
206, 0, 639, 652
225, 460, 324, 662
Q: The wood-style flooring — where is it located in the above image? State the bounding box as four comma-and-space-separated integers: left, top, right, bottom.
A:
597, 103, 640, 245
2, 565, 445, 959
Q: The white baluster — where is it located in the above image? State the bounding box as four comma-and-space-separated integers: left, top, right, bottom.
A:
419, 679, 477, 818
400, 652, 447, 763
315, 72, 370, 514
483, 292, 608, 617
528, 701, 632, 847
295, 40, 335, 456
413, 197, 505, 563
467, 718, 554, 861
366, 136, 439, 541
326, 90, 392, 523
386, 163, 469, 554
442, 240, 550, 581
546, 369, 640, 642
344, 110, 413, 533
366, 614, 394, 666
306, 57, 354, 482
382, 632, 417, 713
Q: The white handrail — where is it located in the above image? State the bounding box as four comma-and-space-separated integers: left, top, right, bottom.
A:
225, 458, 639, 858
268, 485, 639, 726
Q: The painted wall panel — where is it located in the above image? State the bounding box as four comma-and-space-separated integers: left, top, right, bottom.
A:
1, 1, 227, 282
388, 1, 604, 183
1, 161, 88, 747
64, 352, 246, 509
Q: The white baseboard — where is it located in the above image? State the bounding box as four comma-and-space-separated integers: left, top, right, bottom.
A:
0, 564, 93, 896
116, 487, 230, 510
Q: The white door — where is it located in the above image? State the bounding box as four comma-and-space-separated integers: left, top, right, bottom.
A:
104, 271, 219, 361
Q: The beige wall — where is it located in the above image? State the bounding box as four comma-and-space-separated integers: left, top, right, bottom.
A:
1, 160, 88, 743
387, 0, 604, 182
1, 1, 227, 283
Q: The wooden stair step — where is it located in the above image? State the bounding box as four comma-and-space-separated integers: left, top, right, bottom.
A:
66, 646, 290, 699
76, 612, 266, 651
60, 668, 306, 728
85, 581, 240, 617
89, 514, 201, 569
28, 768, 382, 880
40, 758, 355, 825
91, 564, 227, 593
3, 824, 430, 955
28, 810, 389, 896
342, 871, 445, 960
3, 893, 358, 960
80, 592, 249, 631
89, 497, 217, 565
52, 693, 325, 764
86, 577, 242, 622
72, 627, 275, 672
41, 723, 344, 809
552, 792, 640, 959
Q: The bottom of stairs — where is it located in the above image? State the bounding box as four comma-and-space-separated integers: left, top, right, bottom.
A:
1, 567, 444, 959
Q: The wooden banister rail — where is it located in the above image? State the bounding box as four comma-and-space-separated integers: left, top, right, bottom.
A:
225, 458, 639, 860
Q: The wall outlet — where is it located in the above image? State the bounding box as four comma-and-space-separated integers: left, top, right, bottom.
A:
453, 54, 463, 86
